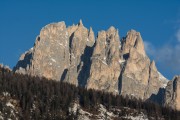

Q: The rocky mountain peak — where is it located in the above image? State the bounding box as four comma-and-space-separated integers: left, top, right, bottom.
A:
107, 26, 116, 33
87, 26, 121, 93
87, 27, 95, 47
67, 24, 78, 37
150, 60, 157, 71
122, 29, 146, 56
14, 20, 168, 104
40, 21, 66, 37
78, 19, 83, 26
134, 32, 146, 56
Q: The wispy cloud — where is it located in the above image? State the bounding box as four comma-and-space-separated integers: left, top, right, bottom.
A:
144, 41, 180, 70
144, 33, 180, 71
176, 29, 180, 42
144, 41, 155, 56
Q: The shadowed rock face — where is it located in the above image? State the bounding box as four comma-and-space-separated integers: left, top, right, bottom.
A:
63, 20, 95, 86
14, 20, 168, 102
164, 76, 180, 110
13, 48, 33, 74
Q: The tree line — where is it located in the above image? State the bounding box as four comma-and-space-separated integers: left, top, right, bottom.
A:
0, 66, 180, 119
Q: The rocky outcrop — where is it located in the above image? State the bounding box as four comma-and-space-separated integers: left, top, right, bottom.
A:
30, 22, 70, 80
13, 48, 33, 74
14, 20, 168, 102
86, 27, 121, 94
120, 30, 150, 99
144, 61, 168, 104
119, 30, 168, 99
164, 76, 180, 110
121, 30, 145, 56
14, 20, 95, 85
63, 20, 95, 86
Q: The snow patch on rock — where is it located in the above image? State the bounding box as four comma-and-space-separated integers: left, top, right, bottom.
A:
118, 59, 125, 64
51, 58, 56, 62
6, 102, 15, 109
123, 112, 148, 120
96, 104, 117, 119
158, 72, 168, 88
3, 92, 10, 97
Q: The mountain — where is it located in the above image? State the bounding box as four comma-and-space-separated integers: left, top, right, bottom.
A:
13, 20, 171, 107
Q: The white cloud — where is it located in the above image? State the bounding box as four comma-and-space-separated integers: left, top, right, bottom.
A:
144, 27, 180, 73
144, 40, 180, 71
176, 29, 180, 42
144, 41, 155, 56
144, 18, 180, 78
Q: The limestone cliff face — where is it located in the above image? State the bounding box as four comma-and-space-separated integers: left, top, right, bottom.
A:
164, 76, 180, 110
144, 61, 168, 101
120, 30, 150, 99
119, 30, 168, 99
14, 20, 95, 85
30, 22, 70, 80
121, 30, 145, 56
14, 20, 168, 102
87, 27, 121, 94
64, 20, 95, 86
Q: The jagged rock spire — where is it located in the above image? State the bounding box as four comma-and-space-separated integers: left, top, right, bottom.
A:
78, 19, 83, 26
87, 26, 121, 94
122, 29, 146, 56
87, 27, 95, 47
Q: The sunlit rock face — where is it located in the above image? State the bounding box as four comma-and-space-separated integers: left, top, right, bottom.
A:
120, 30, 150, 99
119, 30, 168, 99
14, 20, 168, 102
30, 22, 70, 80
14, 20, 95, 84
63, 20, 95, 86
87, 27, 121, 94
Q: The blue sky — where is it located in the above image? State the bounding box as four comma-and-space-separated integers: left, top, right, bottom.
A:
0, 0, 180, 80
